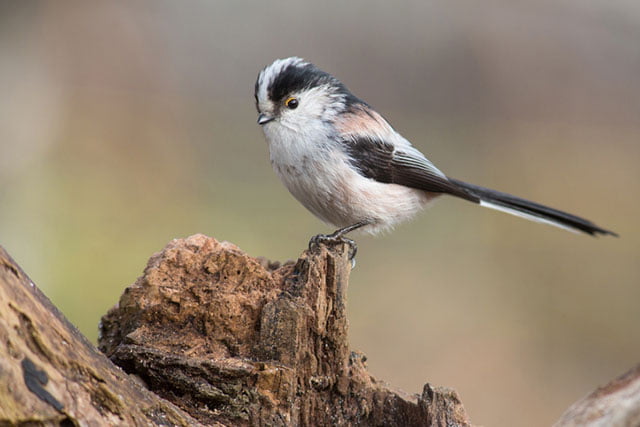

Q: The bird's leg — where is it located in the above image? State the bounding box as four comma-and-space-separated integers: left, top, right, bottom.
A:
309, 221, 371, 262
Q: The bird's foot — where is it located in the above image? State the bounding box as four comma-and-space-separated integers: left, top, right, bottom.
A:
308, 233, 358, 266
308, 221, 371, 268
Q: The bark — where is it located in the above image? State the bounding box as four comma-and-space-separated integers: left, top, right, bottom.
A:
554, 364, 640, 427
98, 234, 471, 426
9, 233, 636, 426
0, 246, 204, 426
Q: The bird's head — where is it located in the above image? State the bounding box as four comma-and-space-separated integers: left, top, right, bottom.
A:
254, 57, 357, 134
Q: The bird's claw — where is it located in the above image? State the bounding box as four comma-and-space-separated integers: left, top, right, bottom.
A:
308, 234, 358, 265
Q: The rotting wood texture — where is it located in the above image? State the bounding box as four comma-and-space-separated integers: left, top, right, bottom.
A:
0, 246, 204, 426
3, 234, 635, 426
99, 234, 471, 426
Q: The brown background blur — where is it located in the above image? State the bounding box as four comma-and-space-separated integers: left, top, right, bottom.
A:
1, 1, 638, 425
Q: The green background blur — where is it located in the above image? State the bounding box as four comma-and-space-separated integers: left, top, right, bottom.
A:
1, 2, 638, 426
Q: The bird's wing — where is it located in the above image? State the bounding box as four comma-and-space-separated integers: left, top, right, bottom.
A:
342, 135, 479, 202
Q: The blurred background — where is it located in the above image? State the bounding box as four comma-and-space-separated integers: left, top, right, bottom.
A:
1, 1, 638, 425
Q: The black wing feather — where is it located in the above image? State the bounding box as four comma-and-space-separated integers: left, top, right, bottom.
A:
343, 136, 478, 202
342, 136, 616, 236
448, 178, 618, 236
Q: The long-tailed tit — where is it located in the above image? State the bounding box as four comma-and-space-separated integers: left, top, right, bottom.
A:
254, 57, 616, 255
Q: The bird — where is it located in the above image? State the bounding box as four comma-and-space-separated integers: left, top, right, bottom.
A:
254, 57, 616, 257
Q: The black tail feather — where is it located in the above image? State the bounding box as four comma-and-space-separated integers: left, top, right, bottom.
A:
448, 178, 618, 237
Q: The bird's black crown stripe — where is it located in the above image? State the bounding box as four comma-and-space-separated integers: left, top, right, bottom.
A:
265, 62, 361, 107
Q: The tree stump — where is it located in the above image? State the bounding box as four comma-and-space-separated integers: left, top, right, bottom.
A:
2, 234, 636, 426
99, 234, 470, 426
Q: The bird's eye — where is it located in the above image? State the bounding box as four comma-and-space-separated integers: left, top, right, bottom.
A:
285, 97, 299, 109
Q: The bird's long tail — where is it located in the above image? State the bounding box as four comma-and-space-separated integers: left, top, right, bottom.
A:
448, 178, 617, 237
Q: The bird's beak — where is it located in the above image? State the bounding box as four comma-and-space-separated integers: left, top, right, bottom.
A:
257, 113, 275, 125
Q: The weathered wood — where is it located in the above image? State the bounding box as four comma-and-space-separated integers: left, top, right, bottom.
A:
3, 234, 639, 426
99, 234, 472, 426
0, 246, 203, 426
554, 364, 640, 427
